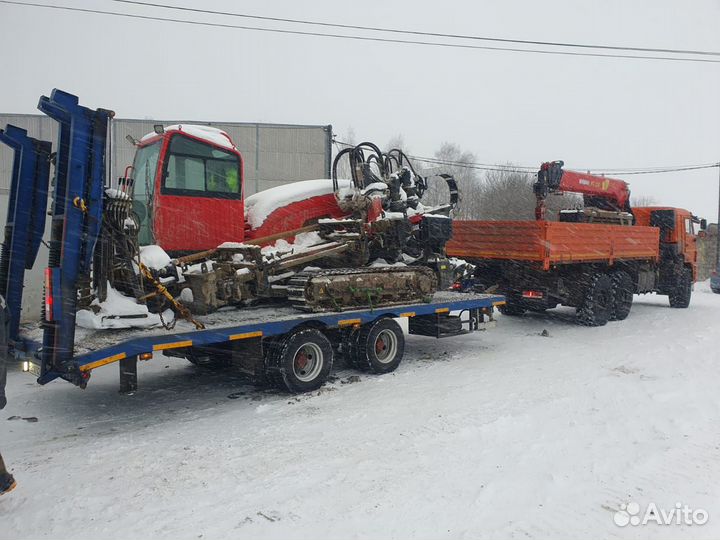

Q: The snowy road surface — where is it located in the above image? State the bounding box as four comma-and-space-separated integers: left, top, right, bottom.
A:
2, 284, 719, 539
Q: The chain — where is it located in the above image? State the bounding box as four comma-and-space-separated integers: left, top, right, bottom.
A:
135, 259, 205, 330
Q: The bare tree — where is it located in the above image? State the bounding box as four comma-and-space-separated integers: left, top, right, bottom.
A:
332, 127, 356, 180
631, 195, 658, 208
477, 168, 536, 220
419, 149, 581, 220
343, 127, 356, 146
417, 142, 483, 218
385, 134, 405, 152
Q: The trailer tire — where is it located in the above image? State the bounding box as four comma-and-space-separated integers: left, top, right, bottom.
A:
351, 318, 405, 374
261, 337, 286, 387
577, 273, 612, 326
668, 267, 692, 308
272, 328, 333, 393
610, 271, 634, 321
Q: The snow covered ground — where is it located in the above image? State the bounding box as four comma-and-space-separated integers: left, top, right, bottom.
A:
2, 283, 720, 539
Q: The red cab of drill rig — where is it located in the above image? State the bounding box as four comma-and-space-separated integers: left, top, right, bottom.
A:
128, 124, 346, 253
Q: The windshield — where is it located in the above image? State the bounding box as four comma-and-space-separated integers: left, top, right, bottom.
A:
131, 141, 160, 245
132, 141, 160, 200
162, 134, 241, 198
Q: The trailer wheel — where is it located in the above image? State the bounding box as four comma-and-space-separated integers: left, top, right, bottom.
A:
610, 271, 634, 321
351, 318, 405, 374
261, 337, 286, 387
577, 273, 612, 326
272, 328, 333, 393
668, 267, 692, 308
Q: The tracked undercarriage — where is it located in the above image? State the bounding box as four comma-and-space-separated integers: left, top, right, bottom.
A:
287, 267, 437, 312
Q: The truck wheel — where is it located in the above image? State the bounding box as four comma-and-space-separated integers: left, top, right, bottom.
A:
668, 267, 692, 308
273, 328, 333, 393
499, 302, 525, 316
351, 318, 405, 374
577, 273, 612, 326
610, 271, 634, 321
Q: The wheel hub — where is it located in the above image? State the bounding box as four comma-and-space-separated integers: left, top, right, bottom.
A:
291, 343, 324, 382
374, 329, 398, 363
295, 351, 309, 370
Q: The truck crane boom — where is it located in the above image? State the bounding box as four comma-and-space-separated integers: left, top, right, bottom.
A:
534, 160, 631, 220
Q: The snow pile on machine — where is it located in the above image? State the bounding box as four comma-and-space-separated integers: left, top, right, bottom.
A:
245, 179, 351, 229
76, 283, 174, 330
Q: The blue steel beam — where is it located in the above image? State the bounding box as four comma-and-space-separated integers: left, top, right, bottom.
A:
0, 125, 51, 341
37, 89, 112, 378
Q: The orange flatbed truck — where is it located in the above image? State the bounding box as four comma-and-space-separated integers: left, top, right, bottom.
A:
447, 161, 705, 326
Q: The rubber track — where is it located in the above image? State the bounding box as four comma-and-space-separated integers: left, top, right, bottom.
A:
287, 266, 435, 312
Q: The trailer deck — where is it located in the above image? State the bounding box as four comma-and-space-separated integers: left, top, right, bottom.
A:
19, 292, 504, 388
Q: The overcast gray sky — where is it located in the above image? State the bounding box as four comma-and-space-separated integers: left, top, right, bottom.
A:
1, 0, 719, 219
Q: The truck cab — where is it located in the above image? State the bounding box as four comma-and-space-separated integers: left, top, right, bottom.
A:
131, 125, 245, 253
633, 207, 702, 280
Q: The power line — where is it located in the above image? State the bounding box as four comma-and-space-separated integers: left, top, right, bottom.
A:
3, 1, 720, 64
333, 140, 536, 173
568, 162, 720, 172
409, 155, 538, 173
590, 163, 720, 175
334, 139, 720, 176
108, 0, 720, 59
422, 156, 720, 175
415, 156, 720, 175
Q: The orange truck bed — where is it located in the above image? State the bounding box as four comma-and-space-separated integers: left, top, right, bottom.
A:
448, 221, 660, 270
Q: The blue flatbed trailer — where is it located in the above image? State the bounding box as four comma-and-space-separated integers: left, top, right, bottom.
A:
1, 89, 504, 394
19, 291, 504, 393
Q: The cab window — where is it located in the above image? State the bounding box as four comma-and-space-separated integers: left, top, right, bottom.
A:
684, 218, 694, 235
162, 134, 241, 198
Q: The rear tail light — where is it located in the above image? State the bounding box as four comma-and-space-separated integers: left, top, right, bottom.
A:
522, 290, 544, 299
451, 282, 462, 291
44, 268, 53, 321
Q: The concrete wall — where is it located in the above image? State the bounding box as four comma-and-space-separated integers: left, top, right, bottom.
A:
0, 114, 332, 321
